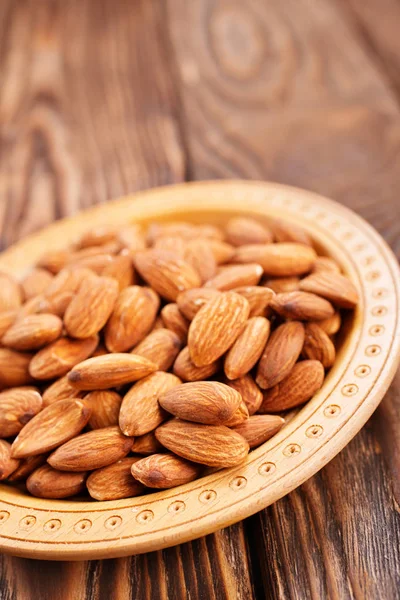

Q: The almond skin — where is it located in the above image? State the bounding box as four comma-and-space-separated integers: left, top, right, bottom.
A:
132, 328, 182, 371
83, 390, 123, 429
118, 225, 147, 254
233, 286, 275, 317
27, 464, 87, 498
0, 387, 43, 437
303, 323, 336, 368
226, 374, 263, 415
207, 239, 235, 264
101, 254, 135, 290
173, 346, 221, 382
154, 235, 187, 256
223, 400, 249, 427
224, 317, 270, 380
67, 253, 114, 274
42, 375, 85, 406
87, 457, 144, 500
205, 264, 263, 291
68, 353, 157, 390
0, 272, 22, 311
184, 239, 217, 283
161, 303, 190, 343
2, 313, 63, 350
29, 335, 99, 380
37, 249, 71, 274
105, 286, 160, 352
233, 243, 317, 276
48, 426, 133, 471
0, 309, 18, 337
64, 275, 118, 339
312, 256, 341, 274
263, 277, 300, 294
131, 432, 165, 455
232, 415, 285, 448
270, 219, 312, 246
155, 420, 249, 467
44, 267, 92, 301
159, 381, 241, 425
76, 225, 118, 249
0, 440, 20, 480
259, 360, 325, 413
177, 288, 222, 320
270, 292, 335, 321
131, 453, 201, 489
134, 249, 201, 301
0, 349, 34, 388
299, 272, 359, 308
119, 372, 181, 436
8, 454, 48, 482
188, 292, 250, 367
256, 321, 305, 389
226, 217, 273, 246
21, 268, 54, 301
316, 312, 341, 336
11, 399, 91, 458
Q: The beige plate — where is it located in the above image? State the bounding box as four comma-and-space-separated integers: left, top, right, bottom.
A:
0, 181, 399, 560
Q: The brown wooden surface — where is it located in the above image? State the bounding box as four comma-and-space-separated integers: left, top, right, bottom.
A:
0, 1, 399, 598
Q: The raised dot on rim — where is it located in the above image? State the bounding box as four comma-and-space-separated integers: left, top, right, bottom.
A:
355, 365, 371, 378
366, 271, 381, 281
365, 345, 381, 357
324, 404, 341, 417
369, 324, 384, 336
74, 519, 92, 534
283, 443, 301, 457
44, 519, 61, 532
105, 516, 122, 530
19, 516, 36, 530
373, 288, 388, 299
363, 256, 376, 266
229, 476, 247, 490
371, 306, 387, 317
342, 232, 353, 240
199, 490, 217, 504
341, 384, 359, 396
306, 425, 323, 438
0, 511, 10, 524
168, 501, 186, 514
136, 510, 154, 524
258, 462, 276, 476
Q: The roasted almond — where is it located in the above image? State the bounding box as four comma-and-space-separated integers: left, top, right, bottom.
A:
303, 323, 336, 368
0, 272, 22, 311
39, 291, 75, 317
256, 321, 305, 389
161, 303, 190, 343
188, 292, 250, 366
270, 218, 312, 246
316, 312, 341, 336
224, 317, 270, 380
87, 457, 144, 500
312, 256, 341, 274
27, 464, 87, 498
155, 420, 249, 467
83, 390, 122, 429
154, 235, 187, 256
147, 221, 199, 243
68, 353, 157, 390
21, 268, 54, 301
11, 399, 91, 458
101, 254, 135, 290
48, 426, 133, 471
44, 267, 92, 301
117, 225, 147, 254
177, 288, 221, 320
233, 286, 275, 317
8, 454, 48, 482
226, 374, 263, 415
173, 346, 221, 382
259, 360, 325, 413
131, 453, 201, 489
131, 432, 164, 455
263, 277, 300, 294
37, 249, 71, 274
0, 387, 43, 437
0, 349, 34, 388
67, 253, 114, 274
299, 272, 359, 308
0, 309, 18, 337
2, 313, 63, 350
119, 371, 181, 436
159, 381, 241, 425
184, 238, 217, 283
132, 328, 182, 371
270, 291, 335, 321
207, 239, 236, 264
76, 225, 117, 249
222, 400, 249, 427
0, 440, 20, 479
42, 375, 85, 406
233, 243, 317, 276
105, 286, 160, 352
29, 335, 99, 380
226, 217, 273, 246
232, 415, 285, 448
205, 263, 263, 291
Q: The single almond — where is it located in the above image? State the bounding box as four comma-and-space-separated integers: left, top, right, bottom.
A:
259, 360, 325, 413
29, 335, 99, 380
68, 353, 157, 390
67, 253, 114, 274
0, 272, 22, 311
147, 221, 199, 243
39, 291, 75, 317
315, 312, 341, 336
101, 254, 135, 290
131, 453, 201, 489
0, 309, 18, 337
263, 277, 300, 294
155, 420, 249, 467
312, 256, 341, 274
256, 321, 305, 389
132, 328, 182, 371
0, 349, 34, 388
2, 313, 63, 350
224, 317, 270, 380
131, 432, 165, 455
270, 291, 335, 321
119, 371, 181, 436
196, 224, 225, 240
0, 387, 43, 437
177, 288, 222, 320
226, 217, 273, 246
42, 375, 85, 406
11, 399, 91, 458
205, 263, 263, 291
134, 249, 201, 301
222, 400, 249, 427
64, 275, 118, 339
17, 295, 45, 318
21, 268, 54, 301
161, 303, 190, 343
83, 390, 122, 429
232, 415, 285, 448
117, 225, 147, 254
48, 426, 133, 471
0, 440, 20, 479
233, 243, 317, 276
8, 454, 48, 482
233, 286, 275, 317
27, 464, 87, 498
37, 249, 71, 274
159, 381, 241, 425
226, 374, 263, 415
299, 272, 359, 308
302, 323, 336, 368
207, 239, 236, 264
76, 225, 118, 249
86, 457, 144, 500
154, 235, 187, 256
188, 291, 250, 367
173, 346, 221, 381
44, 267, 92, 301
184, 238, 217, 283
105, 286, 160, 352
270, 219, 312, 246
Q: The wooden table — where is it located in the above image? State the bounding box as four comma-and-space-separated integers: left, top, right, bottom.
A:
0, 1, 399, 598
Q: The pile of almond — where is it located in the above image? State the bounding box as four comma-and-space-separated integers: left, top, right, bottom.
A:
0, 216, 358, 501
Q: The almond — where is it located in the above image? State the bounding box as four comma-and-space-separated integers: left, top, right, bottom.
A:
0, 309, 18, 337
303, 323, 336, 368
48, 426, 133, 471
196, 224, 225, 240
105, 286, 160, 352
131, 453, 201, 489
223, 400, 249, 427
67, 253, 114, 274
270, 291, 335, 321
299, 272, 359, 308
161, 303, 190, 343
39, 291, 75, 317
233, 243, 317, 276
119, 371, 181, 436
226, 374, 263, 415
207, 239, 236, 264
177, 288, 222, 320
188, 292, 250, 366
117, 225, 147, 254
233, 286, 275, 317
270, 219, 312, 246
226, 217, 273, 246
8, 454, 48, 482
232, 415, 285, 448
224, 317, 270, 380
83, 390, 122, 429
134, 249, 201, 301
42, 375, 85, 406
68, 353, 157, 390
11, 399, 91, 458
37, 249, 71, 274
29, 335, 99, 380
27, 464, 87, 498
76, 226, 117, 249
131, 432, 164, 455
132, 328, 182, 371
205, 263, 263, 291
256, 321, 305, 389
184, 238, 217, 283
159, 381, 241, 425
18, 295, 44, 318
101, 254, 135, 290
21, 268, 53, 300
86, 457, 144, 500
64, 275, 118, 338
259, 360, 325, 413
155, 420, 249, 467
316, 312, 341, 336
154, 235, 187, 256
44, 267, 92, 301
147, 221, 199, 243
0, 272, 22, 311
0, 440, 20, 479
173, 346, 221, 381
0, 349, 34, 388
0, 387, 43, 437
263, 277, 300, 294
2, 313, 63, 350
312, 256, 341, 274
